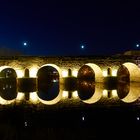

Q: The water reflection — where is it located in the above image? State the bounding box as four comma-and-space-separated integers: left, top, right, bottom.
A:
0, 79, 17, 100
120, 83, 140, 103
77, 80, 95, 100
77, 80, 103, 104
77, 81, 140, 104
37, 79, 59, 101
37, 65, 60, 101
0, 78, 140, 104
117, 83, 130, 99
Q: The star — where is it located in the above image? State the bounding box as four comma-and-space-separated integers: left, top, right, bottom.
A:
23, 42, 27, 46
82, 116, 85, 121
81, 45, 85, 49
136, 44, 139, 48
137, 117, 140, 121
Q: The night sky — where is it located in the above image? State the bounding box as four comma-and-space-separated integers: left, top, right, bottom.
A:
0, 0, 140, 56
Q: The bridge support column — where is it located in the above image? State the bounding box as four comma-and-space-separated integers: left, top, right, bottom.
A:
68, 69, 72, 77
17, 68, 37, 101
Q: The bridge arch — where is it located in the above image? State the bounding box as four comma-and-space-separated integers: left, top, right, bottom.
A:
120, 83, 140, 103
117, 65, 130, 83
37, 64, 62, 78
80, 83, 103, 104
0, 66, 24, 78
0, 96, 15, 105
0, 68, 17, 78
37, 90, 62, 105
122, 62, 140, 82
77, 63, 103, 82
0, 66, 17, 101
0, 66, 14, 71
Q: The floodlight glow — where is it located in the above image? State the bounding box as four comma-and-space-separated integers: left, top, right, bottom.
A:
15, 69, 24, 78
72, 91, 78, 98
29, 92, 39, 104
0, 96, 15, 105
112, 90, 118, 97
72, 69, 78, 77
103, 70, 107, 77
103, 90, 108, 97
112, 69, 117, 76
62, 91, 68, 98
62, 70, 68, 77
16, 92, 25, 101
30, 67, 38, 77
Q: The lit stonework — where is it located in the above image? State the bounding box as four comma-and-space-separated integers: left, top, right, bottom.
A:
0, 55, 139, 105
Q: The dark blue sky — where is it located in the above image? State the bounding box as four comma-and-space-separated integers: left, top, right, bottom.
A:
0, 0, 140, 56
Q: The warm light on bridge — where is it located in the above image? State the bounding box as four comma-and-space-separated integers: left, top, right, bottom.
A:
16, 92, 25, 101
62, 70, 68, 77
62, 91, 68, 98
0, 96, 15, 105
72, 69, 78, 77
0, 66, 10, 71
29, 92, 39, 104
37, 90, 62, 105
112, 69, 117, 76
30, 67, 38, 77
103, 90, 108, 97
72, 91, 78, 98
16, 69, 24, 78
103, 90, 118, 98
103, 70, 108, 77
112, 90, 118, 97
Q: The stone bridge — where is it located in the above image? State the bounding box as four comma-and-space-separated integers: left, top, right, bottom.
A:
0, 55, 139, 82
0, 55, 140, 106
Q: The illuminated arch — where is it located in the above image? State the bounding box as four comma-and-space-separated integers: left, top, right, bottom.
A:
78, 63, 103, 82
37, 90, 63, 105
0, 68, 17, 102
0, 68, 17, 78
121, 83, 140, 103
0, 66, 24, 78
0, 82, 17, 100
117, 83, 130, 99
0, 96, 15, 105
81, 83, 103, 104
0, 66, 15, 73
85, 63, 103, 82
38, 64, 62, 78
122, 62, 140, 82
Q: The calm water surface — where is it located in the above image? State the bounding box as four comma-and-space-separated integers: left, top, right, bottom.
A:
0, 78, 140, 139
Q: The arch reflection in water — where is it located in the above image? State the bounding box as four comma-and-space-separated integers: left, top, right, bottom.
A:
37, 65, 62, 104
117, 82, 140, 103
77, 80, 103, 104
117, 83, 130, 99
0, 79, 17, 101
37, 81, 59, 101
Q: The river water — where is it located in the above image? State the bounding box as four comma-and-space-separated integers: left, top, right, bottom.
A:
0, 78, 140, 139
